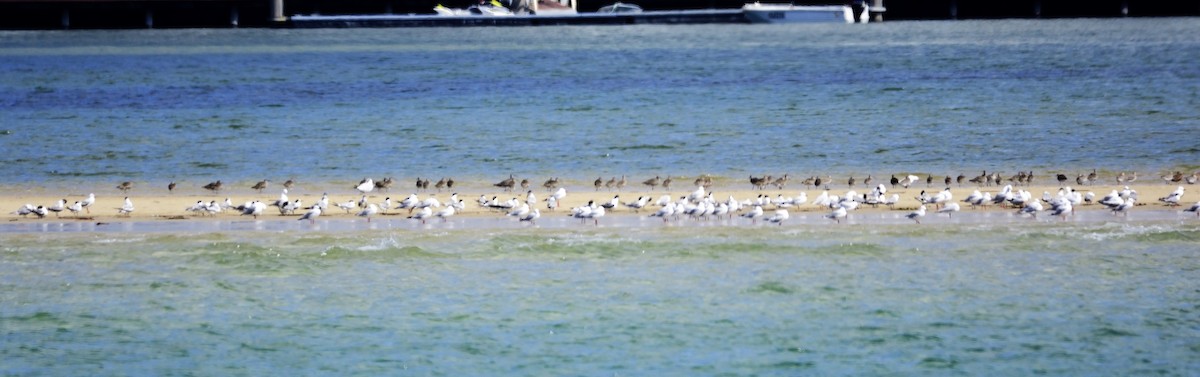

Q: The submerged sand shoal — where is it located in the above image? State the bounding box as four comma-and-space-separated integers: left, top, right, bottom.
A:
3, 182, 1192, 226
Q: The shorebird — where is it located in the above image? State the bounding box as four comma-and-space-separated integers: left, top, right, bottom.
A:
116, 181, 133, 193
435, 205, 456, 222
643, 176, 660, 190
409, 206, 433, 224
203, 180, 222, 193
11, 204, 35, 217
766, 209, 789, 225
494, 175, 516, 192
251, 179, 269, 193
298, 205, 321, 224
356, 178, 375, 194
168, 181, 176, 193
1159, 186, 1185, 206
1184, 201, 1200, 217
1112, 198, 1135, 216
47, 199, 65, 217
662, 176, 673, 190
283, 179, 295, 190
826, 205, 848, 223
240, 201, 266, 219
937, 202, 960, 218
650, 203, 676, 222
906, 205, 926, 224
543, 177, 559, 190
741, 205, 765, 224
520, 208, 541, 224
336, 200, 357, 214
357, 204, 379, 222
81, 193, 95, 214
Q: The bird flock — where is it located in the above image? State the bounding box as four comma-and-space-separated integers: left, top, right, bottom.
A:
9, 171, 1200, 225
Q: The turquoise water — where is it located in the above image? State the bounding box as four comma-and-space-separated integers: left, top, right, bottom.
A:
3, 18, 1200, 375
1, 18, 1199, 192
3, 223, 1200, 375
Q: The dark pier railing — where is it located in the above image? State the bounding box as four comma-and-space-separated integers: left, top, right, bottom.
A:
0, 0, 1195, 29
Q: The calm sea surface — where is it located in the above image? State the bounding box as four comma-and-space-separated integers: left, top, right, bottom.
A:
2, 18, 1200, 375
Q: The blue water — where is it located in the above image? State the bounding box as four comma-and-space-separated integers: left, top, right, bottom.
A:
1, 18, 1198, 192
3, 18, 1200, 375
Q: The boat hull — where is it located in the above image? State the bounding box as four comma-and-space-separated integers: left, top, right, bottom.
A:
742, 4, 853, 23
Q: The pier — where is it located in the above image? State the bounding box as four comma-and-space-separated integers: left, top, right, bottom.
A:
0, 0, 1194, 29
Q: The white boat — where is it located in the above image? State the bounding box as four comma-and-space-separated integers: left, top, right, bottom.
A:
742, 2, 854, 23
597, 2, 642, 13
434, 1, 515, 16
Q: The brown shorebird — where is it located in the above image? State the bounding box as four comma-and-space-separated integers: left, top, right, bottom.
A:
434, 178, 446, 192
643, 176, 660, 190
661, 176, 672, 190
847, 176, 856, 188
283, 179, 295, 190
519, 179, 529, 190
251, 179, 269, 193
116, 181, 133, 193
616, 175, 627, 191
605, 176, 617, 190
168, 181, 176, 193
203, 180, 222, 193
594, 177, 603, 191
543, 177, 559, 190
494, 175, 516, 192
447, 178, 455, 189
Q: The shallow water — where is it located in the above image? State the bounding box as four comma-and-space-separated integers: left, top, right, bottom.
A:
3, 222, 1200, 375
3, 18, 1200, 375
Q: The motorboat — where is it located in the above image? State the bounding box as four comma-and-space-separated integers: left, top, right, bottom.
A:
741, 2, 854, 23
597, 2, 642, 13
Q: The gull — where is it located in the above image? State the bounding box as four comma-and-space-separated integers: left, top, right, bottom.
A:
435, 205, 456, 222
826, 205, 848, 224
47, 199, 66, 217
550, 187, 567, 203
400, 194, 421, 213
600, 195, 619, 211
205, 201, 222, 216
1099, 190, 1123, 208
585, 205, 605, 226
624, 196, 650, 213
884, 194, 900, 209
81, 193, 95, 213
712, 203, 730, 220
741, 205, 764, 224
11, 203, 35, 217
409, 206, 433, 224
336, 200, 357, 214
687, 186, 706, 202
520, 208, 541, 224
298, 205, 321, 224
1084, 191, 1095, 205
546, 196, 559, 212
937, 202, 960, 218
281, 199, 302, 215
1017, 199, 1043, 218
650, 203, 676, 222
655, 195, 672, 207
1112, 198, 1135, 217
356, 178, 375, 194
240, 200, 266, 219
273, 189, 290, 209
906, 205, 926, 224
1049, 198, 1072, 221
67, 201, 83, 217
526, 191, 537, 207
419, 196, 442, 209
507, 203, 531, 219
766, 209, 789, 225
357, 203, 379, 222
1159, 186, 1185, 206
116, 197, 134, 216
1183, 201, 1200, 217
963, 190, 983, 208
